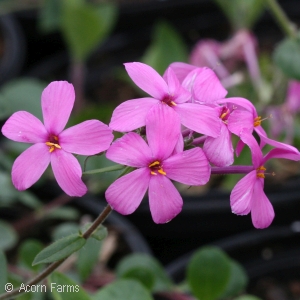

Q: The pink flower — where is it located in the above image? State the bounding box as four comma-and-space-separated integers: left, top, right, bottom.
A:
109, 62, 221, 138
1, 81, 114, 196
230, 129, 300, 229
105, 104, 210, 223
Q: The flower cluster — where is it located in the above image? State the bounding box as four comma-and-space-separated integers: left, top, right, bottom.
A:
2, 62, 300, 229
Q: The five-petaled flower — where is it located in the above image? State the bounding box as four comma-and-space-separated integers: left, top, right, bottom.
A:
1, 81, 113, 196
105, 104, 211, 223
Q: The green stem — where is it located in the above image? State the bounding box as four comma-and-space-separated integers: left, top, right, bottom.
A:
265, 0, 297, 39
83, 164, 125, 175
0, 205, 113, 300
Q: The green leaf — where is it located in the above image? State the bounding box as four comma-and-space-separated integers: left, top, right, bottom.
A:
18, 192, 42, 209
273, 35, 300, 80
214, 0, 265, 30
32, 233, 86, 265
19, 239, 44, 271
142, 20, 188, 75
93, 279, 154, 300
0, 78, 46, 120
49, 272, 90, 300
77, 238, 102, 281
0, 220, 17, 250
61, 2, 117, 62
219, 259, 248, 298
116, 253, 173, 292
187, 246, 231, 300
81, 223, 108, 241
0, 250, 7, 293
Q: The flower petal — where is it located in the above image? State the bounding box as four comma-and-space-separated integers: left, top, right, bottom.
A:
148, 175, 183, 223
163, 147, 210, 185
12, 143, 50, 190
51, 150, 87, 197
124, 62, 168, 99
230, 170, 257, 215
109, 98, 158, 132
42, 81, 75, 134
175, 103, 221, 137
59, 120, 113, 155
240, 129, 263, 168
165, 62, 197, 83
192, 67, 228, 104
146, 103, 181, 161
251, 179, 274, 229
203, 123, 234, 167
2, 111, 48, 143
106, 132, 152, 167
228, 108, 253, 136
105, 168, 150, 215
164, 67, 191, 104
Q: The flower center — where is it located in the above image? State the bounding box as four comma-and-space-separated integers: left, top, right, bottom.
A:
149, 160, 166, 176
220, 106, 230, 124
45, 135, 61, 153
254, 116, 262, 127
161, 95, 177, 107
256, 166, 266, 178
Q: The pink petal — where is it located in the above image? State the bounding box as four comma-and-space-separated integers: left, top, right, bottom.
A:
42, 81, 75, 134
51, 150, 87, 197
164, 67, 191, 104
12, 143, 50, 190
163, 147, 210, 185
59, 120, 113, 155
251, 179, 275, 229
203, 123, 234, 167
165, 62, 197, 83
124, 62, 168, 99
175, 103, 221, 137
148, 175, 183, 223
109, 98, 158, 132
2, 111, 48, 143
105, 168, 150, 215
106, 132, 152, 167
192, 67, 228, 104
146, 104, 181, 161
217, 97, 257, 115
228, 108, 254, 136
230, 170, 257, 215
236, 139, 245, 157
240, 129, 263, 168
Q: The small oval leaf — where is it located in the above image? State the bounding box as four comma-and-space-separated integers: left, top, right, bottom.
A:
0, 220, 17, 251
32, 233, 86, 265
187, 246, 231, 300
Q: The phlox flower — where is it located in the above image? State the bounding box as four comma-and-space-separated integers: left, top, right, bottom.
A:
1, 81, 114, 197
230, 129, 300, 229
109, 62, 221, 138
105, 104, 210, 223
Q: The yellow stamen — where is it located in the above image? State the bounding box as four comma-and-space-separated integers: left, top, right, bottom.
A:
170, 101, 177, 106
45, 142, 61, 153
257, 173, 265, 178
149, 161, 160, 168
157, 169, 167, 175
150, 171, 157, 176
254, 116, 262, 127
